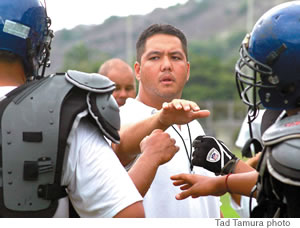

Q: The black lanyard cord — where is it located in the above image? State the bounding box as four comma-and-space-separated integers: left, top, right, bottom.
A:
171, 123, 194, 172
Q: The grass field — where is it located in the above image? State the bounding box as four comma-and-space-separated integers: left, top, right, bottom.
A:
221, 193, 240, 218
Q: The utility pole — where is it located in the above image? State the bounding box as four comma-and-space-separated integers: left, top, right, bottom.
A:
126, 15, 133, 64
247, 0, 254, 32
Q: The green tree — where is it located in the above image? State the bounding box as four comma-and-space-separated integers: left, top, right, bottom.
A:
183, 53, 237, 102
61, 42, 111, 73
182, 29, 245, 102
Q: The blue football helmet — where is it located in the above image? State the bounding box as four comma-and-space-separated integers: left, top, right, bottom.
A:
0, 0, 53, 79
236, 1, 300, 112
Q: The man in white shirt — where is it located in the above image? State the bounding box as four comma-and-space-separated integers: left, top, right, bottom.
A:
113, 24, 221, 218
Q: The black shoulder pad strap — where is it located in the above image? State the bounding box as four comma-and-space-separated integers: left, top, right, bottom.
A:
241, 138, 263, 158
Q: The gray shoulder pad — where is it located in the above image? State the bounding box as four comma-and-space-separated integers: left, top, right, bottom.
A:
87, 92, 120, 144
266, 138, 300, 186
66, 70, 115, 93
262, 112, 300, 146
1, 75, 73, 211
270, 138, 300, 171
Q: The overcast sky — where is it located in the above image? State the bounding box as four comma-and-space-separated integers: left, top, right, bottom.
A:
46, 0, 189, 31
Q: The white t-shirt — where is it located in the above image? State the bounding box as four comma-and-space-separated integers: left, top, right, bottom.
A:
120, 98, 221, 218
230, 195, 257, 218
235, 110, 265, 148
0, 86, 16, 100
0, 86, 142, 218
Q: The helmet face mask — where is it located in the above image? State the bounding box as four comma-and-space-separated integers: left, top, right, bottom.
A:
235, 1, 300, 112
235, 35, 274, 120
0, 0, 53, 79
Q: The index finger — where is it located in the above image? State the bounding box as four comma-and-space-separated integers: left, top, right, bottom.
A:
191, 110, 210, 119
170, 173, 191, 182
175, 189, 193, 200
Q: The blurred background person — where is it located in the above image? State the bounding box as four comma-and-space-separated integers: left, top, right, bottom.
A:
99, 58, 136, 106
235, 110, 265, 151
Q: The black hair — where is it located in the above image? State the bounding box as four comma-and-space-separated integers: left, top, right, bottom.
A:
136, 24, 188, 62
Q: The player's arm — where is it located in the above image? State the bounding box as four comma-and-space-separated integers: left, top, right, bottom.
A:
127, 129, 179, 197
114, 201, 145, 218
231, 153, 261, 206
192, 135, 255, 175
113, 99, 210, 166
112, 112, 169, 166
171, 171, 258, 200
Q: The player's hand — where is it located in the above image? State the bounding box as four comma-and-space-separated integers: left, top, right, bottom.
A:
158, 99, 210, 127
192, 135, 239, 175
140, 129, 179, 166
171, 173, 226, 200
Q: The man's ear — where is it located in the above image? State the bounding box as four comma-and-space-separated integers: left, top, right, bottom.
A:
186, 61, 190, 82
134, 61, 141, 81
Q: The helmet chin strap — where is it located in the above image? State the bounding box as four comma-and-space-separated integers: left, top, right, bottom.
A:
38, 16, 54, 79
24, 6, 53, 80
241, 108, 263, 158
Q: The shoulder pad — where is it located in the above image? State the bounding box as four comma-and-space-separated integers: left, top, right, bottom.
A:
1, 75, 72, 213
265, 138, 300, 186
262, 112, 300, 146
65, 70, 115, 93
87, 92, 120, 144
270, 138, 300, 171
66, 70, 120, 143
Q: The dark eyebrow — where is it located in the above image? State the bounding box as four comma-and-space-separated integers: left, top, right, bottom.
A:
145, 51, 162, 58
144, 50, 186, 59
169, 51, 185, 57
